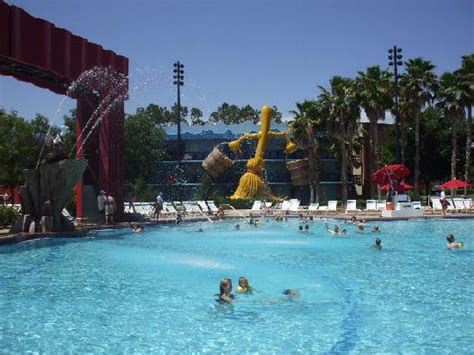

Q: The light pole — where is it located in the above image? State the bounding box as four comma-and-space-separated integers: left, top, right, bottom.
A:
173, 61, 184, 161
388, 46, 403, 163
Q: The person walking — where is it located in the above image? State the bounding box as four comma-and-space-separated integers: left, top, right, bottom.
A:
105, 195, 117, 225
97, 190, 107, 223
154, 192, 164, 221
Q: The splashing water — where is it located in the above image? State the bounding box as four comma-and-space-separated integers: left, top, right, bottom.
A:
67, 66, 161, 157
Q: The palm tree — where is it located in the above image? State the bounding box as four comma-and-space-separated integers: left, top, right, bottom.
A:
456, 54, 474, 193
319, 77, 361, 207
289, 100, 326, 203
398, 58, 437, 196
355, 66, 393, 198
437, 72, 467, 182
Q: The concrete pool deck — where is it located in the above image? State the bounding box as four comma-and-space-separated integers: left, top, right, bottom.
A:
1, 208, 473, 246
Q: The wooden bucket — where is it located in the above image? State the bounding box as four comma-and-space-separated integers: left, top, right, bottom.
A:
286, 159, 310, 186
202, 147, 234, 179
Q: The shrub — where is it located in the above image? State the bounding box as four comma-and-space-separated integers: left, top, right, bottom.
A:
212, 195, 253, 209
0, 206, 20, 228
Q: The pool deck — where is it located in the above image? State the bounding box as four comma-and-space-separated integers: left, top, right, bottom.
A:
1, 209, 473, 246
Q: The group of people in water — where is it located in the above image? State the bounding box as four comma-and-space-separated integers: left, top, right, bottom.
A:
216, 276, 299, 304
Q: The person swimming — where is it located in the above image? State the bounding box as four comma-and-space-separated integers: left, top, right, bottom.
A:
235, 224, 240, 230
446, 234, 464, 249
131, 224, 144, 233
357, 224, 365, 233
374, 237, 382, 250
304, 224, 309, 232
237, 276, 253, 294
282, 289, 300, 300
325, 223, 346, 235
346, 215, 357, 224
216, 278, 235, 303
371, 226, 380, 233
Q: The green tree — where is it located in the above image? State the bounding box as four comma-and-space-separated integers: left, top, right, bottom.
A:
289, 100, 327, 203
319, 76, 361, 206
62, 109, 77, 157
457, 54, 474, 192
209, 103, 282, 125
355, 65, 393, 197
399, 58, 437, 196
437, 71, 466, 181
134, 104, 204, 127
124, 113, 166, 183
0, 112, 37, 200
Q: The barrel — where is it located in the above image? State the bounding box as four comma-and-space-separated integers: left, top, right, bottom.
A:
286, 159, 310, 186
202, 147, 234, 179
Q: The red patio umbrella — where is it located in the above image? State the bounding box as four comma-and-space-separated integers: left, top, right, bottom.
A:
436, 178, 472, 190
371, 164, 411, 185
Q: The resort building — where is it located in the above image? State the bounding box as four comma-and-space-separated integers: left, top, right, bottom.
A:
153, 128, 345, 204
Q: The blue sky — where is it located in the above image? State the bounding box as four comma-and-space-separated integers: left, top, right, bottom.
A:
0, 0, 472, 127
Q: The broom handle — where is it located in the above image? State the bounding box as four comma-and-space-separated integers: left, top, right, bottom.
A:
255, 106, 272, 160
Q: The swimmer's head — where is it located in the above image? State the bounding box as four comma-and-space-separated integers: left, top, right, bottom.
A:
239, 276, 249, 288
299, 225, 303, 231
220, 278, 232, 295
282, 289, 300, 298
235, 224, 240, 230
375, 237, 382, 246
304, 224, 309, 230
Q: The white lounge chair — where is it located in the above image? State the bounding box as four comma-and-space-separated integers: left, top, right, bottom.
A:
328, 200, 338, 213
431, 198, 443, 212
173, 201, 186, 215
345, 200, 361, 214
376, 200, 386, 211
280, 200, 291, 211
463, 198, 473, 211
446, 199, 456, 213
62, 208, 74, 222
161, 202, 177, 217
198, 201, 210, 214
143, 203, 155, 218
207, 200, 219, 213
289, 199, 301, 213
251, 200, 263, 211
318, 203, 328, 212
308, 203, 319, 213
182, 201, 203, 216
364, 200, 377, 213
452, 198, 466, 212
412, 201, 422, 210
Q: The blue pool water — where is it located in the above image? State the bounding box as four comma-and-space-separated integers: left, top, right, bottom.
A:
1, 218, 473, 353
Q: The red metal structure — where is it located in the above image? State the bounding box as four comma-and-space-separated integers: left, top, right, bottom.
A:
0, 1, 128, 219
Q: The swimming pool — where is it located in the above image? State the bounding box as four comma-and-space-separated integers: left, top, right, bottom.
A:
1, 218, 472, 353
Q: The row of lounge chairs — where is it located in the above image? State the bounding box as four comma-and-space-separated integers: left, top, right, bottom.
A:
429, 197, 473, 213
251, 198, 474, 215
251, 199, 386, 214
124, 200, 220, 219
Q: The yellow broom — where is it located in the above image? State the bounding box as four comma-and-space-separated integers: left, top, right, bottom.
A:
229, 106, 277, 200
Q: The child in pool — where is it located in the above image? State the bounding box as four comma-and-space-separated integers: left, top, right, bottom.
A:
237, 276, 253, 294
374, 237, 382, 250
446, 234, 464, 249
216, 278, 235, 303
